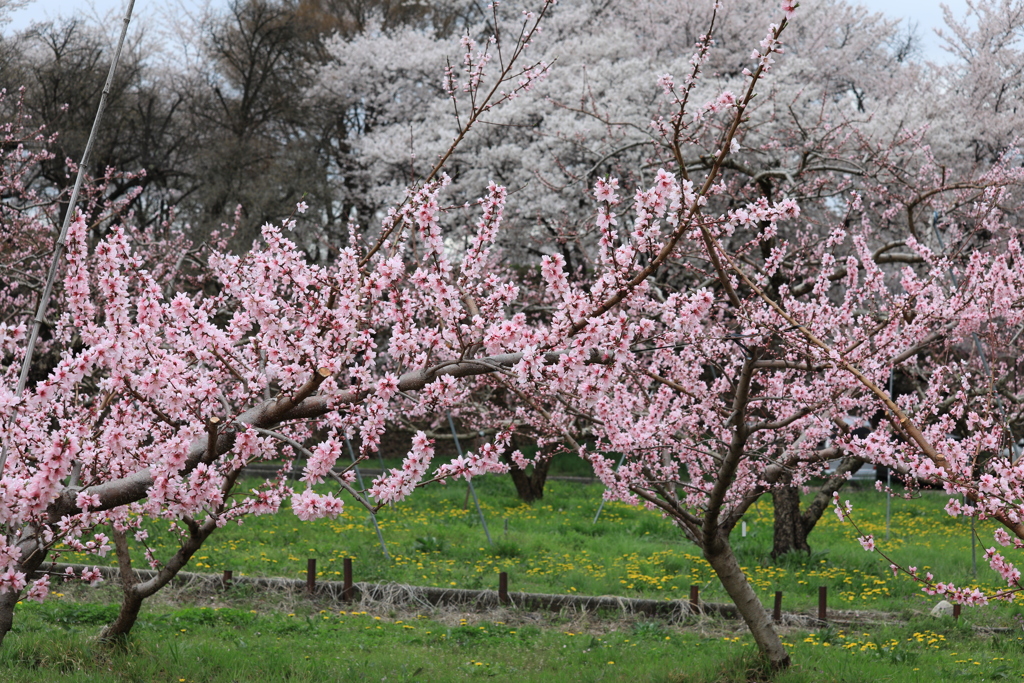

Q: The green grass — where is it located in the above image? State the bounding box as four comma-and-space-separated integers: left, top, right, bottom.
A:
19, 476, 1024, 681
3, 592, 1024, 682
59, 476, 1021, 622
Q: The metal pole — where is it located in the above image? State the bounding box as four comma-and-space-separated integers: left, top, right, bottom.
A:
448, 412, 492, 545
345, 437, 390, 560
934, 215, 1006, 578
0, 0, 137, 473
885, 468, 892, 542
593, 452, 628, 523
933, 213, 1021, 464
886, 369, 893, 542
971, 516, 978, 577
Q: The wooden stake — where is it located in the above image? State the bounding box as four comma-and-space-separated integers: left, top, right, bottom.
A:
499, 572, 509, 605
307, 558, 316, 595
689, 585, 699, 614
773, 591, 782, 624
343, 558, 354, 603
818, 586, 827, 622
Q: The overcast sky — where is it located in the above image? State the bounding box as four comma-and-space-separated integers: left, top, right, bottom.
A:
856, 0, 970, 58
6, 0, 972, 61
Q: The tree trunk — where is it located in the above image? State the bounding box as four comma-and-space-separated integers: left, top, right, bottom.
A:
801, 456, 865, 537
506, 456, 551, 503
97, 522, 212, 640
501, 439, 552, 503
97, 471, 243, 642
99, 527, 143, 642
771, 457, 865, 559
705, 536, 791, 670
771, 484, 810, 559
0, 588, 18, 647
99, 590, 145, 642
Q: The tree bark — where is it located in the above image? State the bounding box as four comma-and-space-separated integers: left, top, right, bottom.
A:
503, 453, 551, 503
98, 527, 143, 642
705, 535, 790, 670
99, 515, 217, 641
99, 589, 145, 642
771, 456, 865, 559
501, 435, 553, 503
801, 456, 865, 536
694, 356, 790, 669
0, 589, 18, 647
771, 483, 810, 559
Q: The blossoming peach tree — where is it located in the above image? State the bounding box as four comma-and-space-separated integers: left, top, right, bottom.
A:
0, 0, 559, 644
3, 0, 1024, 672
311, 0, 1024, 554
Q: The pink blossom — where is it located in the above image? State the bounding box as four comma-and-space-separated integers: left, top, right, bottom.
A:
594, 178, 620, 204
80, 567, 103, 586
657, 73, 674, 95
0, 568, 26, 594
76, 492, 101, 512
291, 489, 345, 521
26, 576, 49, 602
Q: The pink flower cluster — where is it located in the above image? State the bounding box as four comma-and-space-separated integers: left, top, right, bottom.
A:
369, 432, 436, 505
291, 489, 345, 521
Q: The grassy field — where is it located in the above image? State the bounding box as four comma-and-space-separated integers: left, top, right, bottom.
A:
14, 471, 1024, 681
2, 587, 1023, 682
58, 472, 1023, 622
